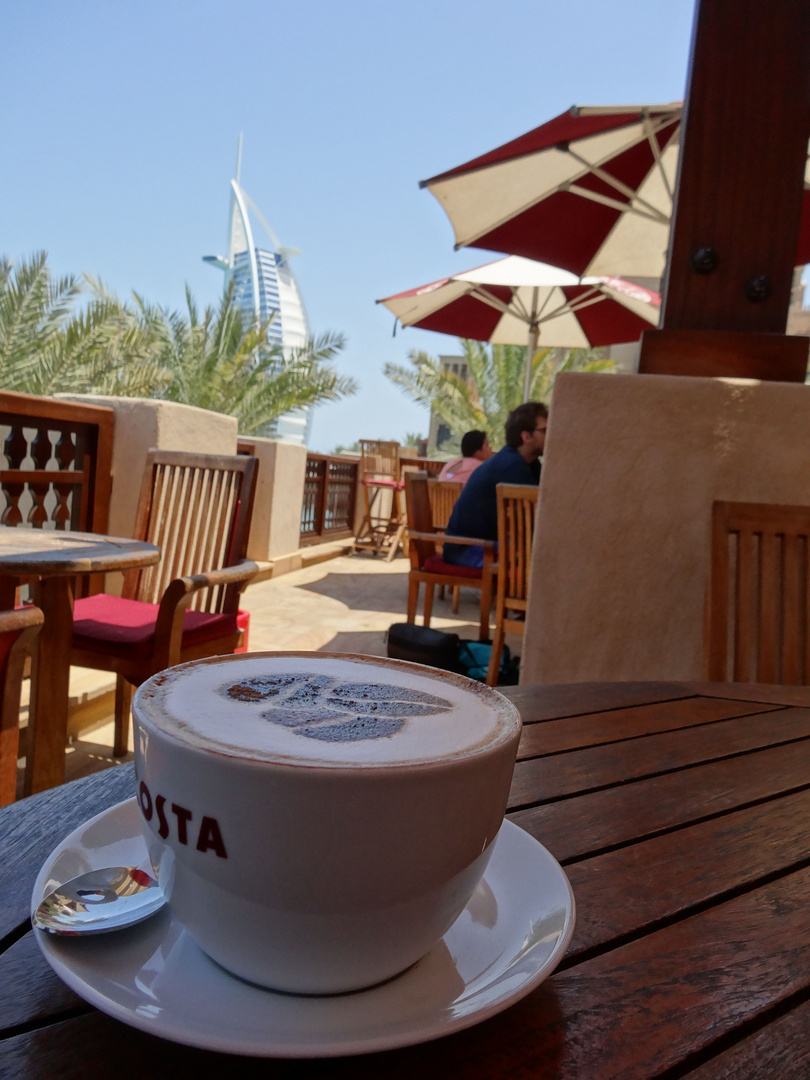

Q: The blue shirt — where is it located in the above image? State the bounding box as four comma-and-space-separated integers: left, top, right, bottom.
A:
443, 445, 540, 563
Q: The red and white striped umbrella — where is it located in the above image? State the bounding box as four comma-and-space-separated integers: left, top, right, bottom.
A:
378, 255, 660, 399
420, 103, 810, 278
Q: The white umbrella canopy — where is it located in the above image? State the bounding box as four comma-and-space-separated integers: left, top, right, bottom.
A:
420, 104, 810, 279
378, 256, 660, 399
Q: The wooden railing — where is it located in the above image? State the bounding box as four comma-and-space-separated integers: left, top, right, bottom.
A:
0, 392, 114, 534
300, 454, 358, 545
237, 440, 359, 550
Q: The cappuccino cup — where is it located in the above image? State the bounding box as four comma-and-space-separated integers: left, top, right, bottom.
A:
132, 652, 521, 994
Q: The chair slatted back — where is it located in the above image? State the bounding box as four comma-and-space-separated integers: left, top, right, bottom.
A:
124, 451, 258, 613
360, 440, 401, 484
404, 472, 438, 570
496, 484, 539, 611
427, 479, 463, 530
706, 500, 810, 684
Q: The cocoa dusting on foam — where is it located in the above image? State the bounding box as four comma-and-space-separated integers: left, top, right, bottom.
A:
220, 673, 453, 743
138, 655, 520, 767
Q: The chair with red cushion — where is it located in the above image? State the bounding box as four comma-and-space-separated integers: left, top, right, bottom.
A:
71, 450, 258, 756
0, 605, 44, 806
485, 484, 538, 686
404, 472, 494, 642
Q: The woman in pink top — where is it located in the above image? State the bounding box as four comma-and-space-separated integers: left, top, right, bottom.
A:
438, 430, 494, 485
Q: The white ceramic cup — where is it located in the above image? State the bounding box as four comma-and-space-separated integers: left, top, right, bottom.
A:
132, 652, 522, 994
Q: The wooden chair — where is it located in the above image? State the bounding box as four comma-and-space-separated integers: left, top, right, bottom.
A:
353, 440, 406, 561
71, 450, 259, 755
705, 500, 810, 684
486, 484, 538, 686
404, 472, 494, 642
427, 479, 463, 529
428, 479, 464, 611
0, 605, 43, 806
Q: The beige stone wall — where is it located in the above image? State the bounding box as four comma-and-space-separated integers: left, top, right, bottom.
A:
245, 437, 308, 560
522, 372, 810, 684
56, 395, 238, 539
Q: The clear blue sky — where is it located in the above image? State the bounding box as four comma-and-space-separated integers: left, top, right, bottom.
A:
1, 0, 695, 451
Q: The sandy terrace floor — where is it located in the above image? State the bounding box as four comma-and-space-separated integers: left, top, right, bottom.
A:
40, 554, 522, 791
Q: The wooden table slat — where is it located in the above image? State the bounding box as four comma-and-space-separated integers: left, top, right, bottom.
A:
684, 995, 810, 1079
533, 866, 810, 1079
564, 787, 810, 959
0, 932, 85, 1036
510, 736, 810, 861
510, 706, 810, 806
517, 696, 778, 758
504, 681, 697, 722
683, 681, 810, 707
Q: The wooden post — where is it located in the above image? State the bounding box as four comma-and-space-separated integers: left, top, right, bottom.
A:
638, 0, 810, 380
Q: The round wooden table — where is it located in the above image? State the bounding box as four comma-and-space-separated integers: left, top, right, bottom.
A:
0, 527, 160, 795
4, 680, 810, 1076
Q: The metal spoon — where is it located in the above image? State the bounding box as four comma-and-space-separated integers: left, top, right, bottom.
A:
33, 866, 166, 935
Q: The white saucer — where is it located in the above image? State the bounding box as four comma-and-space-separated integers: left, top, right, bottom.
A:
32, 799, 575, 1058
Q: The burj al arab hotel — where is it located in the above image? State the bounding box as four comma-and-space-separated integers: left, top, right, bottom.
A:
203, 137, 312, 445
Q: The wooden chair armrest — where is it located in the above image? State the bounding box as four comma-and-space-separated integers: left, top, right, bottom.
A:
154, 561, 259, 663
0, 605, 45, 637
408, 530, 496, 551
163, 560, 259, 600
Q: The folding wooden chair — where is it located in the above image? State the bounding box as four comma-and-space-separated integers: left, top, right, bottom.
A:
352, 440, 406, 561
705, 500, 810, 684
486, 484, 538, 686
71, 450, 258, 755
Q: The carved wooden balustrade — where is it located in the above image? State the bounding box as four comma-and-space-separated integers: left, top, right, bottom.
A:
0, 392, 114, 534
300, 454, 358, 545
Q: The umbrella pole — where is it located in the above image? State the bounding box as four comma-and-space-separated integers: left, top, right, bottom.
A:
524, 324, 539, 402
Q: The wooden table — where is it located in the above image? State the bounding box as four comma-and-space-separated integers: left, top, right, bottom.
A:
0, 527, 160, 795
3, 680, 810, 1077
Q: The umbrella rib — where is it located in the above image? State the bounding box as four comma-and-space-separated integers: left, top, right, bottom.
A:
563, 149, 671, 223
469, 282, 586, 333
467, 284, 523, 321
566, 183, 671, 224
642, 112, 675, 206
529, 287, 607, 328
532, 288, 558, 323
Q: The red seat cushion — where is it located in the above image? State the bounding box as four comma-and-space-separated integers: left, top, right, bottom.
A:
423, 555, 482, 580
235, 609, 250, 653
72, 594, 240, 660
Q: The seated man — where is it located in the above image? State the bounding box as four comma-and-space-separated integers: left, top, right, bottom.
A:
438, 430, 493, 485
443, 402, 547, 568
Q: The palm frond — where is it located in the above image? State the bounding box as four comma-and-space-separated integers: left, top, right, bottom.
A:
384, 339, 616, 447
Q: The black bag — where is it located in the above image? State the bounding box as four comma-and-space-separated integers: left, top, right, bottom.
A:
386, 622, 460, 672
386, 623, 520, 686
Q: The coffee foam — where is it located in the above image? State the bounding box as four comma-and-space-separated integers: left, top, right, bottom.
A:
135, 654, 519, 768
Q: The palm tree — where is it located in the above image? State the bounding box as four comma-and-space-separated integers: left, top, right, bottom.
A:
132, 284, 356, 435
384, 340, 614, 448
0, 254, 357, 431
0, 253, 166, 398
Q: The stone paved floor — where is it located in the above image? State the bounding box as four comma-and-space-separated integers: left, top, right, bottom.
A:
50, 554, 522, 788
